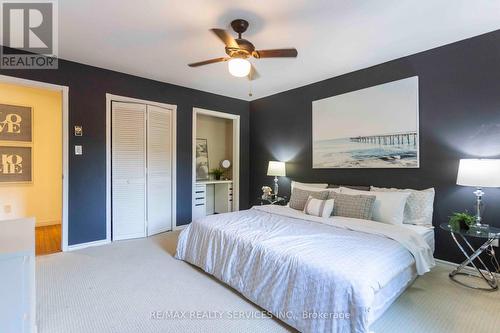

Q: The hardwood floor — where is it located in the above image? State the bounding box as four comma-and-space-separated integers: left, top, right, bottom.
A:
36, 224, 61, 256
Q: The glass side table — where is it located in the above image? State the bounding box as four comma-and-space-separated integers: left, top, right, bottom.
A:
440, 223, 500, 291
258, 196, 287, 206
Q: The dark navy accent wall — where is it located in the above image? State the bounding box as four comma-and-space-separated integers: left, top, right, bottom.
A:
1, 55, 249, 246
249, 30, 500, 264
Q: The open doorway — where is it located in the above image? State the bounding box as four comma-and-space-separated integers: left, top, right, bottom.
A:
192, 108, 240, 221
0, 76, 68, 254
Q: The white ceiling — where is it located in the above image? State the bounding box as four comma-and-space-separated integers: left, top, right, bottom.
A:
59, 0, 500, 101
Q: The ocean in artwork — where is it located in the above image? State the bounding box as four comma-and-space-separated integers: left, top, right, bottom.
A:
313, 134, 418, 168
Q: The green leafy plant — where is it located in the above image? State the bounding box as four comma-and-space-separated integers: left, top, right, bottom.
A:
449, 211, 475, 231
210, 168, 224, 180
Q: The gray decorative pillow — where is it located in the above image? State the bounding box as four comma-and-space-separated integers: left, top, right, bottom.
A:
289, 188, 329, 211
330, 192, 376, 220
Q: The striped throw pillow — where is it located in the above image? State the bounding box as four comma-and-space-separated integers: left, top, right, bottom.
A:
303, 196, 334, 218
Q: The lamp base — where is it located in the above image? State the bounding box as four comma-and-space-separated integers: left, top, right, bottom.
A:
473, 188, 485, 231
273, 176, 279, 197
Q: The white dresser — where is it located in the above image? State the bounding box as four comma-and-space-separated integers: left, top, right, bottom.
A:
0, 218, 36, 333
193, 180, 233, 221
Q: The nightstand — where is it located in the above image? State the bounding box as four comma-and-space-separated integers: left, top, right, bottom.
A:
258, 196, 287, 206
440, 223, 500, 291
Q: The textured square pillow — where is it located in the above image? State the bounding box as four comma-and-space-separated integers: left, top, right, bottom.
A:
289, 187, 329, 210
370, 186, 435, 225
340, 187, 410, 225
303, 196, 335, 218
329, 192, 376, 220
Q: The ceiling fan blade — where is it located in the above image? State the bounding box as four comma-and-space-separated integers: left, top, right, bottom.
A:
247, 64, 260, 81
210, 28, 239, 48
188, 57, 229, 67
253, 48, 298, 58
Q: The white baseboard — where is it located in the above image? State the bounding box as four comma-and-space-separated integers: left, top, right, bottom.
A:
66, 239, 110, 252
174, 224, 188, 231
435, 258, 500, 278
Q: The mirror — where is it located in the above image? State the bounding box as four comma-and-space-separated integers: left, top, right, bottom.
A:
220, 159, 231, 169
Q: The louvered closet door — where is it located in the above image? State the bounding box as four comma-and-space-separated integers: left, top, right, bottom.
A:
147, 105, 172, 235
112, 102, 146, 240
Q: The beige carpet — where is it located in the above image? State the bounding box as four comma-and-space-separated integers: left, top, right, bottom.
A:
36, 231, 500, 333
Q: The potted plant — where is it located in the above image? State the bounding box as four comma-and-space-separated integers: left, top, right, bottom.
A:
210, 168, 224, 180
448, 211, 475, 231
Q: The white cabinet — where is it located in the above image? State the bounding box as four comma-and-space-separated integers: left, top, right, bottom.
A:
0, 218, 35, 333
193, 184, 207, 221
215, 182, 233, 214
192, 181, 233, 220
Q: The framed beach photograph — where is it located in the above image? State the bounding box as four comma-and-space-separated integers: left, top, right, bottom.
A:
312, 76, 419, 169
195, 138, 209, 180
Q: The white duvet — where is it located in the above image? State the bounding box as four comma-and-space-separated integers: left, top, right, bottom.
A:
175, 205, 435, 333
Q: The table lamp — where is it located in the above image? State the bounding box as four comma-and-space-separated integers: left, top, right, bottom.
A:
456, 159, 500, 227
267, 161, 286, 196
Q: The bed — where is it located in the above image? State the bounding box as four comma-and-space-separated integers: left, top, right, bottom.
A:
175, 204, 435, 333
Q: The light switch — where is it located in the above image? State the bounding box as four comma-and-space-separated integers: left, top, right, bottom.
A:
75, 145, 83, 155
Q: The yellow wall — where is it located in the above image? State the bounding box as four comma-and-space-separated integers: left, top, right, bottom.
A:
0, 83, 62, 226
197, 114, 233, 175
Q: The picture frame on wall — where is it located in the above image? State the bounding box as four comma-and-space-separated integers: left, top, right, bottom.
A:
0, 103, 33, 142
196, 138, 209, 181
312, 76, 419, 169
0, 146, 32, 183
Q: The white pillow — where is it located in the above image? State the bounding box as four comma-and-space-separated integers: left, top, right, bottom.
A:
370, 186, 435, 226
291, 181, 328, 191
303, 196, 334, 218
340, 187, 410, 225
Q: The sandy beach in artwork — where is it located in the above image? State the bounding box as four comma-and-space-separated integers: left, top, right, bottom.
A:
313, 137, 418, 168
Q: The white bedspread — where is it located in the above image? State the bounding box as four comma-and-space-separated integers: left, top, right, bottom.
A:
175, 205, 435, 333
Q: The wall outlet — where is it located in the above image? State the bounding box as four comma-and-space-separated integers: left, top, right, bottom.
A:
75, 145, 83, 155
4, 204, 11, 214
493, 239, 499, 247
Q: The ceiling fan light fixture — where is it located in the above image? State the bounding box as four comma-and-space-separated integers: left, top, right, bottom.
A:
228, 58, 251, 77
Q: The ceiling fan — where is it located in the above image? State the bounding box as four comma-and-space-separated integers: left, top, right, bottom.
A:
188, 19, 298, 80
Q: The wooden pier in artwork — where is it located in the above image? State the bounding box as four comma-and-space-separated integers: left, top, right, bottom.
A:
350, 132, 417, 145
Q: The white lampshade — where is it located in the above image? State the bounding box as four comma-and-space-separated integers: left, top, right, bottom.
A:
228, 58, 251, 77
267, 161, 286, 177
456, 159, 500, 188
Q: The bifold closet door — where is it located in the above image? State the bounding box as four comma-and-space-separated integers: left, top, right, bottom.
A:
112, 102, 147, 240
147, 105, 172, 236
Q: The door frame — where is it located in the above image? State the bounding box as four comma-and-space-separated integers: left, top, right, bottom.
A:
105, 94, 177, 241
192, 107, 240, 216
0, 74, 70, 251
